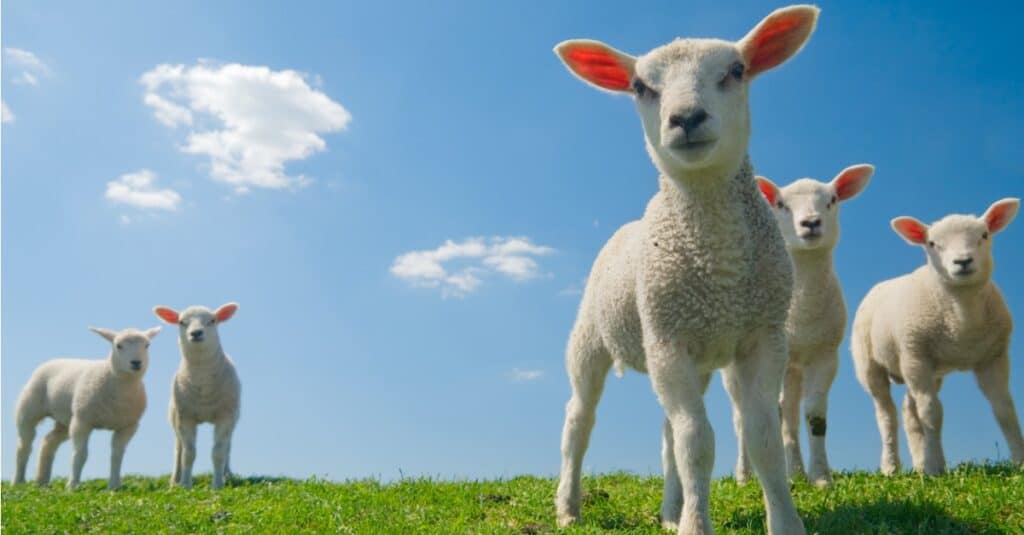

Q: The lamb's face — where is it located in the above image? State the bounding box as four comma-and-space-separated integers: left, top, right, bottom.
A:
633, 40, 750, 177
153, 302, 239, 355
553, 5, 818, 181
892, 198, 1019, 289
90, 326, 160, 376
921, 216, 994, 287
758, 165, 874, 253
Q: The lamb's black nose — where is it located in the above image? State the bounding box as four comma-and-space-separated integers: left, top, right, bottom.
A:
669, 108, 709, 135
130, 360, 142, 370
189, 330, 204, 340
800, 218, 822, 230
953, 257, 974, 268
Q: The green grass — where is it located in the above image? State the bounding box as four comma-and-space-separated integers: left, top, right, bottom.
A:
3, 463, 1022, 534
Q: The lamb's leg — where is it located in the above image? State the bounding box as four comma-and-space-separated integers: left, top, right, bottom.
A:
174, 419, 199, 489
975, 354, 1024, 464
901, 393, 925, 471
68, 419, 92, 490
730, 403, 751, 484
661, 373, 711, 531
861, 361, 900, 475
15, 418, 38, 484
555, 331, 612, 528
723, 329, 806, 535
647, 339, 714, 535
108, 423, 138, 490
802, 354, 838, 488
211, 418, 236, 489
779, 363, 805, 481
171, 436, 183, 487
36, 422, 69, 486
904, 369, 945, 475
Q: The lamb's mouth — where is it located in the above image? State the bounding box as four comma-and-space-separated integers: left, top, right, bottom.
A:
673, 139, 716, 151
953, 268, 975, 277
799, 231, 821, 241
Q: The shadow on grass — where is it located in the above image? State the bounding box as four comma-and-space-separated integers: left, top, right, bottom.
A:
725, 498, 1005, 535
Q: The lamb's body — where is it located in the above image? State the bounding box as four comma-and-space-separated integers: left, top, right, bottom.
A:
577, 166, 791, 379
852, 204, 1023, 475
14, 327, 158, 490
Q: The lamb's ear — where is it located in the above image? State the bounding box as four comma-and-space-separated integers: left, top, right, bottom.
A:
154, 306, 180, 324
215, 302, 239, 323
554, 39, 636, 93
891, 216, 929, 245
144, 326, 162, 340
831, 164, 875, 201
756, 176, 782, 207
89, 327, 118, 343
981, 198, 1020, 234
738, 4, 820, 79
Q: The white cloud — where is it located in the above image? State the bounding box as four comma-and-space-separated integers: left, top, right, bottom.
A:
509, 368, 544, 382
391, 236, 555, 298
5, 48, 49, 86
2, 101, 14, 123
140, 62, 351, 193
105, 169, 182, 211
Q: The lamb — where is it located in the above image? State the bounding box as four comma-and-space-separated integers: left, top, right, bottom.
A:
14, 326, 161, 490
735, 165, 874, 488
552, 6, 819, 534
154, 303, 241, 489
851, 198, 1024, 475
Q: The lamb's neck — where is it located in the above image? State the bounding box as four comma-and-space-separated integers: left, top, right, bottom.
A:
181, 344, 227, 371
925, 269, 990, 321
660, 156, 750, 205
789, 248, 835, 284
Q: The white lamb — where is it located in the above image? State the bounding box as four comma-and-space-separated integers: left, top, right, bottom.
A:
14, 326, 161, 490
553, 5, 818, 534
852, 198, 1024, 475
154, 303, 241, 489
736, 164, 874, 488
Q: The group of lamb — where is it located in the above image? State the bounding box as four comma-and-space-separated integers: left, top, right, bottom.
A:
553, 4, 1022, 535
13, 303, 242, 491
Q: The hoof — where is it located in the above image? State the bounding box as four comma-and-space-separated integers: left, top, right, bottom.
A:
661, 519, 679, 531
810, 475, 833, 489
556, 513, 580, 528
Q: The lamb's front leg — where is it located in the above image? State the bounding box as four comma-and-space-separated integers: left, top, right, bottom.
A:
802, 354, 838, 487
779, 363, 805, 481
648, 340, 714, 535
904, 366, 945, 475
975, 354, 1024, 464
108, 423, 138, 490
67, 419, 92, 490
212, 417, 237, 489
722, 329, 805, 535
173, 419, 199, 489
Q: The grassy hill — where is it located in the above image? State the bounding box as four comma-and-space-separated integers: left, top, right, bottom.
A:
2, 463, 1021, 534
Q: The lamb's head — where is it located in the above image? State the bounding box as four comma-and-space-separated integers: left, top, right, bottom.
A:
758, 164, 874, 252
153, 302, 238, 354
89, 326, 160, 375
892, 198, 1019, 288
554, 5, 818, 182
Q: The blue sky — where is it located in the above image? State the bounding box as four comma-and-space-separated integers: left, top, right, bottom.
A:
2, 0, 1022, 484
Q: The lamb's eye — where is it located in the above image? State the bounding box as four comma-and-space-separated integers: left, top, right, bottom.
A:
729, 61, 745, 81
982, 232, 989, 240
116, 344, 123, 350
776, 201, 786, 210
928, 241, 935, 248
179, 320, 186, 326
632, 78, 658, 99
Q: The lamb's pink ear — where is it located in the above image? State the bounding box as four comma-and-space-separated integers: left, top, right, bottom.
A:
738, 5, 820, 79
891, 217, 929, 245
554, 39, 636, 93
981, 198, 1020, 234
215, 302, 239, 323
831, 164, 875, 201
153, 306, 179, 324
756, 176, 782, 207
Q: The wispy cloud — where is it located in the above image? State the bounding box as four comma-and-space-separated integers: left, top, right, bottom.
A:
509, 368, 544, 382
105, 169, 182, 212
5, 48, 50, 86
391, 237, 555, 298
2, 101, 14, 124
140, 62, 351, 194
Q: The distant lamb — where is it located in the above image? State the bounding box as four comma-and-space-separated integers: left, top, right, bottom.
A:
154, 303, 241, 489
852, 198, 1023, 475
553, 5, 819, 535
14, 326, 161, 490
742, 164, 874, 488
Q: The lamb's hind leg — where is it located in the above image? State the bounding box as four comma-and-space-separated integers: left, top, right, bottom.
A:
555, 329, 612, 527
723, 329, 806, 535
974, 354, 1024, 464
859, 360, 900, 475
36, 422, 69, 486
15, 416, 39, 484
779, 363, 805, 482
